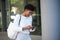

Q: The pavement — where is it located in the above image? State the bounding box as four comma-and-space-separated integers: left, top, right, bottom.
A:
0, 32, 42, 40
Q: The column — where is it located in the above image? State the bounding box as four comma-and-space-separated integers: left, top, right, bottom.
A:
40, 0, 59, 40
1, 0, 7, 32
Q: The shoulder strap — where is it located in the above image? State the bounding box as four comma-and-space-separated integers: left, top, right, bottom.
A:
18, 15, 21, 25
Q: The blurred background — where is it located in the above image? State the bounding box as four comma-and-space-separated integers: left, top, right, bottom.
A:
0, 0, 41, 35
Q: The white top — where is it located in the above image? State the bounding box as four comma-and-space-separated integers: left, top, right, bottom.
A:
13, 14, 35, 34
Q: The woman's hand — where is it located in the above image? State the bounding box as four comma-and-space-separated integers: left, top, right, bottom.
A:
22, 25, 34, 30
31, 26, 36, 30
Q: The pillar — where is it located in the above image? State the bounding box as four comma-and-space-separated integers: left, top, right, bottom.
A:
40, 0, 59, 40
1, 0, 7, 32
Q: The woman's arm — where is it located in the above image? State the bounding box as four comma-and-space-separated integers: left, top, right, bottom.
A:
13, 14, 23, 32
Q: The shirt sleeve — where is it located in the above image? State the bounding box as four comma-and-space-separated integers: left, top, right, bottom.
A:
13, 14, 22, 32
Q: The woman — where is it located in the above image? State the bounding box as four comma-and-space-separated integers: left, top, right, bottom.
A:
13, 4, 36, 40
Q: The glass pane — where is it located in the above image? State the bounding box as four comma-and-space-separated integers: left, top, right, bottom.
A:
0, 0, 11, 31
6, 0, 11, 27
10, 0, 41, 35
28, 0, 41, 35
11, 0, 24, 13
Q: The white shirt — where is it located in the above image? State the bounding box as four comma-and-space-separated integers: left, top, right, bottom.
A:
13, 14, 35, 34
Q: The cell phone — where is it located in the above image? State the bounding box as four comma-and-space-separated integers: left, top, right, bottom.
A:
32, 26, 36, 30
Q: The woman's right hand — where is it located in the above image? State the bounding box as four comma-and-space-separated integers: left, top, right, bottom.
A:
22, 25, 33, 30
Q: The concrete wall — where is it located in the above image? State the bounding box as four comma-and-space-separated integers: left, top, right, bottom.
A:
40, 0, 60, 40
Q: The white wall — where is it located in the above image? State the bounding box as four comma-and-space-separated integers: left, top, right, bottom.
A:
40, 0, 60, 40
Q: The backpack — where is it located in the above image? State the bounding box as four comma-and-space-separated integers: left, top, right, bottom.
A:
7, 15, 21, 39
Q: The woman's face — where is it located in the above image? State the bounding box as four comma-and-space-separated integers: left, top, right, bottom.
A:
25, 9, 33, 16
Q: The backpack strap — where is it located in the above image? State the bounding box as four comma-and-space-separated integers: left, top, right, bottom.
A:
18, 15, 21, 25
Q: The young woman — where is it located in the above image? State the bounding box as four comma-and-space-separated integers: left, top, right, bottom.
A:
13, 4, 36, 40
